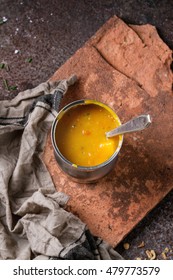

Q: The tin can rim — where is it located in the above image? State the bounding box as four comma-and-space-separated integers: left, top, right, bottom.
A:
51, 99, 124, 171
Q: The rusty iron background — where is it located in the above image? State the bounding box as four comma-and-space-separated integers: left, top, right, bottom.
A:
0, 0, 173, 260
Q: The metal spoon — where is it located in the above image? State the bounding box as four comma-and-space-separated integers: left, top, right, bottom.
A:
105, 114, 151, 138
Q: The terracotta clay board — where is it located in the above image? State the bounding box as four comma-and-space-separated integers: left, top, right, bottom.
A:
43, 16, 173, 247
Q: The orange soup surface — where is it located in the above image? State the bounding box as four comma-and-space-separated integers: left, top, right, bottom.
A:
55, 103, 120, 166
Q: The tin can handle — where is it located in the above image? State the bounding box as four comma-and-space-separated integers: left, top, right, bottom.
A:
52, 74, 78, 112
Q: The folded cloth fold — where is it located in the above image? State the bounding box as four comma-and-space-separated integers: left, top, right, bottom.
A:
0, 76, 123, 260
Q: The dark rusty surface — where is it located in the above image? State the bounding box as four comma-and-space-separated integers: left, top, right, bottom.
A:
44, 16, 173, 255
0, 0, 173, 260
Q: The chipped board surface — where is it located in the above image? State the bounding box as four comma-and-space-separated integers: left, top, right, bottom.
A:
43, 16, 173, 247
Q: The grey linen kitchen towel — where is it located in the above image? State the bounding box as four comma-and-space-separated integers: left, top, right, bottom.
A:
0, 75, 123, 260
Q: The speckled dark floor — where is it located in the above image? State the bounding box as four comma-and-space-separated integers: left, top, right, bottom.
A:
0, 0, 172, 260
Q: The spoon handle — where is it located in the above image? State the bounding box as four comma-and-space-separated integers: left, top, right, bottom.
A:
106, 114, 151, 138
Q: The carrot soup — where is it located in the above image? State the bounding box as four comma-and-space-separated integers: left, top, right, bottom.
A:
55, 102, 121, 167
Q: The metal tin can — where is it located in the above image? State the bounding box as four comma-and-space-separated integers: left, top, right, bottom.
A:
51, 99, 123, 183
